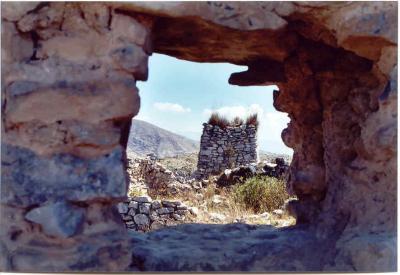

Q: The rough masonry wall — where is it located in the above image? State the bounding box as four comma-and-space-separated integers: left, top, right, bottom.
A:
1, 2, 150, 271
1, 1, 397, 272
117, 196, 190, 232
197, 123, 258, 176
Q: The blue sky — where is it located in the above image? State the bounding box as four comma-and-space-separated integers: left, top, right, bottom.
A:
136, 53, 293, 155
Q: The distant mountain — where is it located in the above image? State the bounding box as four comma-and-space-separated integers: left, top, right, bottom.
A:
127, 119, 199, 158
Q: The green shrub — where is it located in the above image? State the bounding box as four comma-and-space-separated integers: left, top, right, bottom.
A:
233, 176, 289, 213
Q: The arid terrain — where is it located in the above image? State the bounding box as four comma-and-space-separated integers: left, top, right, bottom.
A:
123, 149, 295, 230
1, 1, 395, 272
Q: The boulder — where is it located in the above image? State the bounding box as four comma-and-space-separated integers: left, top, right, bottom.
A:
216, 165, 256, 187
25, 200, 85, 238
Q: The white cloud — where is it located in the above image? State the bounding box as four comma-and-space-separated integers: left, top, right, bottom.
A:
259, 112, 290, 142
202, 104, 264, 120
153, 102, 191, 113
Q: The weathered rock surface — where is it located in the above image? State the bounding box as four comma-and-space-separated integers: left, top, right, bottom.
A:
128, 224, 327, 271
25, 200, 85, 238
1, 1, 397, 272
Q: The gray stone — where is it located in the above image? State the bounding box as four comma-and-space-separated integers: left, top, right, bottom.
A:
132, 196, 152, 203
117, 202, 129, 214
162, 201, 180, 208
139, 203, 151, 214
1, 144, 126, 207
149, 211, 159, 221
175, 209, 189, 215
172, 213, 184, 221
25, 200, 84, 238
151, 201, 162, 209
156, 207, 174, 215
129, 201, 139, 209
189, 207, 199, 216
6, 80, 41, 97
128, 208, 136, 216
176, 204, 188, 210
134, 214, 150, 226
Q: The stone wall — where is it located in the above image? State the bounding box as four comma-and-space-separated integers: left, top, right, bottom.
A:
117, 197, 190, 232
1, 2, 150, 271
127, 156, 193, 197
1, 2, 397, 272
197, 123, 258, 176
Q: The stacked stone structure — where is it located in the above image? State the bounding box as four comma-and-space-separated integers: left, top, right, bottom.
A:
1, 2, 396, 272
117, 197, 190, 232
197, 123, 258, 176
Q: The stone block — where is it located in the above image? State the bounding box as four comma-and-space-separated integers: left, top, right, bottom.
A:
25, 200, 85, 238
117, 203, 129, 214
134, 214, 150, 227
139, 203, 151, 214
151, 201, 162, 209
161, 201, 180, 208
1, 144, 127, 207
110, 43, 148, 80
156, 207, 174, 215
128, 208, 136, 216
132, 196, 152, 203
129, 201, 139, 209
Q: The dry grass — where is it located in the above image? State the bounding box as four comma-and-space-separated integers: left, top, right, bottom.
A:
233, 176, 290, 213
155, 179, 296, 226
128, 185, 147, 197
159, 153, 198, 176
245, 113, 259, 128
232, 116, 244, 126
208, 112, 230, 129
207, 112, 259, 128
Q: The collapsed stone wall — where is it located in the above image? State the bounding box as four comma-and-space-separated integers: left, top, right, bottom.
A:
127, 156, 193, 197
1, 1, 397, 272
197, 123, 258, 176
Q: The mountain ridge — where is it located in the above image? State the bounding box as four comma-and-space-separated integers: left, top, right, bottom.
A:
127, 119, 199, 158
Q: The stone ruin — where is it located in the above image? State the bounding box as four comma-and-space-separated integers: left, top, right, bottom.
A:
117, 196, 191, 232
197, 122, 258, 176
263, 157, 290, 180
1, 2, 397, 272
126, 155, 192, 197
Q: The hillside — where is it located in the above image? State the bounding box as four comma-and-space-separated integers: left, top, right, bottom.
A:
127, 119, 199, 158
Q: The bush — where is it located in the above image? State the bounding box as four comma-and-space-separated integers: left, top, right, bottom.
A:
233, 176, 289, 213
208, 112, 230, 129
245, 113, 259, 128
